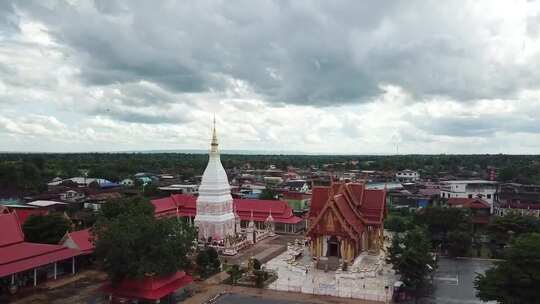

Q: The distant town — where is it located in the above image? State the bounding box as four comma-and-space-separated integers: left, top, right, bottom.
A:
1, 142, 540, 303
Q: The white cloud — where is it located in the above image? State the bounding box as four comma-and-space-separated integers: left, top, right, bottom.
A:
0, 0, 540, 153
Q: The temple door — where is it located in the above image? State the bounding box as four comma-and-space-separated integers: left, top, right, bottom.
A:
326, 236, 340, 257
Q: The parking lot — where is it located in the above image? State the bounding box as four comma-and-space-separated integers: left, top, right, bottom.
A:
425, 257, 495, 304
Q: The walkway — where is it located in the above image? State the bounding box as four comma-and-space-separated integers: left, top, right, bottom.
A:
7, 270, 106, 304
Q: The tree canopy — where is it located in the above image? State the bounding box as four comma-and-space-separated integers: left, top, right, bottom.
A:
487, 212, 540, 244
22, 213, 71, 244
259, 189, 277, 200
3, 153, 540, 198
93, 197, 197, 284
387, 227, 436, 298
196, 247, 221, 278
414, 207, 471, 252
475, 233, 540, 303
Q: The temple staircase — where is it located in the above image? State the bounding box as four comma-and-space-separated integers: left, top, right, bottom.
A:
316, 256, 340, 271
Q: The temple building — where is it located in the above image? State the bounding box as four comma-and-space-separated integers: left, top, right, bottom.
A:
193, 118, 236, 242
152, 195, 304, 234
307, 182, 387, 266
0, 208, 82, 291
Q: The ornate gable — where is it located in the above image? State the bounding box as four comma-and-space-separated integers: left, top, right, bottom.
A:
307, 185, 365, 240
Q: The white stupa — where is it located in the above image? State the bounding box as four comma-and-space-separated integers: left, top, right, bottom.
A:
194, 118, 236, 242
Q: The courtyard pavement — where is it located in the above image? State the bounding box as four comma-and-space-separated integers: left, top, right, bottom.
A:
266, 247, 395, 303
216, 293, 304, 304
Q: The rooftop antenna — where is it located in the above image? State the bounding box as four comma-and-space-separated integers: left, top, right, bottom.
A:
391, 133, 399, 155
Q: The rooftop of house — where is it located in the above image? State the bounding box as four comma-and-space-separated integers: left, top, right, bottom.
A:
447, 197, 491, 209
27, 200, 67, 207
442, 180, 498, 185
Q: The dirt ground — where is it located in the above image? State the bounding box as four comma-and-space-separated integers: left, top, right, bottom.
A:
6, 270, 107, 304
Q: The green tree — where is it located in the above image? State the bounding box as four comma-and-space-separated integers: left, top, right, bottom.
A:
414, 207, 471, 250
196, 247, 221, 277
475, 233, 540, 303
387, 227, 436, 300
252, 258, 262, 270
142, 184, 159, 197
385, 213, 412, 233
447, 230, 472, 257
93, 198, 196, 285
23, 213, 70, 244
226, 264, 242, 284
99, 196, 155, 220
207, 247, 221, 272
259, 189, 277, 200
196, 250, 210, 276
253, 270, 266, 288
498, 166, 517, 182
487, 213, 540, 245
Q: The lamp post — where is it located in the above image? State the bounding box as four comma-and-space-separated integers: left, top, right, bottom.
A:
287, 277, 290, 292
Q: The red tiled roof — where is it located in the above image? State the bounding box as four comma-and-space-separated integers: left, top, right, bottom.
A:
309, 186, 330, 219
151, 195, 303, 225
102, 271, 193, 301
282, 191, 311, 200
447, 198, 490, 209
347, 183, 365, 206
361, 189, 387, 223
334, 194, 364, 235
65, 228, 94, 254
0, 245, 81, 277
0, 212, 82, 277
307, 182, 386, 238
0, 211, 25, 247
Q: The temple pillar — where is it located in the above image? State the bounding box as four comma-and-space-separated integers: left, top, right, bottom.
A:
340, 240, 346, 261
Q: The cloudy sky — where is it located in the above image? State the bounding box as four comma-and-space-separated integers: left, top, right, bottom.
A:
1, 0, 540, 154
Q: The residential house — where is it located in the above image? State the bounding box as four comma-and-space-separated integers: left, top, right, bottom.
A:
285, 180, 310, 193
495, 183, 540, 217
447, 198, 491, 231
395, 170, 420, 183
440, 180, 498, 213
282, 191, 311, 214
83, 192, 123, 211
119, 178, 135, 187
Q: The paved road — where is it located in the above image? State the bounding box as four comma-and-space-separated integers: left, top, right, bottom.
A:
216, 293, 304, 304
424, 257, 494, 304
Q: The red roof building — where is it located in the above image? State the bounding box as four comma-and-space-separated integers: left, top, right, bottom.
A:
0, 209, 82, 287
60, 228, 95, 255
102, 271, 193, 302
307, 182, 387, 264
151, 194, 305, 233
447, 198, 491, 225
